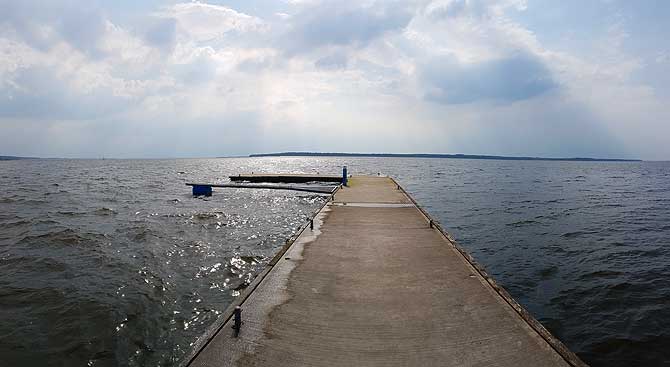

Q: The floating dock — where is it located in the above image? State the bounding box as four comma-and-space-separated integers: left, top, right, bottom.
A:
183, 176, 586, 367
186, 183, 337, 196
230, 174, 343, 184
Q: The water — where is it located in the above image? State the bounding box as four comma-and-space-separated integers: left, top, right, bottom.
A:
1, 157, 669, 367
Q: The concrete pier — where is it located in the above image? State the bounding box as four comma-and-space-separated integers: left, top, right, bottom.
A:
184, 176, 585, 367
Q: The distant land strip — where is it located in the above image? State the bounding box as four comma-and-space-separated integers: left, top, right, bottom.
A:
0, 156, 37, 161
249, 152, 641, 162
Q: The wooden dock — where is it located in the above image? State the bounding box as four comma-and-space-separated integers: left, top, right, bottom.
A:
186, 183, 337, 195
230, 174, 343, 183
183, 176, 586, 367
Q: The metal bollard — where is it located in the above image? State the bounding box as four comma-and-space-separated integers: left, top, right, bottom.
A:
342, 166, 348, 186
310, 219, 314, 230
429, 220, 434, 229
232, 306, 242, 337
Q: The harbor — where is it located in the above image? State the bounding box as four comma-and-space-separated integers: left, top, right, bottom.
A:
182, 174, 586, 367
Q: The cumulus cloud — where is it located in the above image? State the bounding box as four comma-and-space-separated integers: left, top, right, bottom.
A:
281, 0, 413, 54
0, 66, 133, 119
158, 2, 266, 44
425, 0, 527, 20
0, 1, 109, 56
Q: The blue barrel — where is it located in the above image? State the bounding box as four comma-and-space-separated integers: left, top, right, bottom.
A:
342, 166, 348, 186
192, 185, 213, 196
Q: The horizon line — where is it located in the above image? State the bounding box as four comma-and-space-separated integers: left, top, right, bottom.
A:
0, 153, 648, 162
247, 152, 643, 162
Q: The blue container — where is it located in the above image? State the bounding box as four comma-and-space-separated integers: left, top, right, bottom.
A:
192, 185, 213, 196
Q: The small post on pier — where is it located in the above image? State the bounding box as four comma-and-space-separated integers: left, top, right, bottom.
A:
310, 218, 314, 230
342, 166, 348, 186
232, 306, 242, 337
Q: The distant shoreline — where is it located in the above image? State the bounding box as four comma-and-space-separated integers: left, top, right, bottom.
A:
249, 152, 642, 162
0, 156, 37, 161
1, 154, 643, 162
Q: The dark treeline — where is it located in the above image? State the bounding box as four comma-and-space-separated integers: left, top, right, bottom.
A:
0, 156, 36, 161
249, 152, 641, 162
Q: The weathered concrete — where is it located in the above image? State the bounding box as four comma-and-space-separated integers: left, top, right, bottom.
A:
186, 176, 584, 367
335, 175, 409, 204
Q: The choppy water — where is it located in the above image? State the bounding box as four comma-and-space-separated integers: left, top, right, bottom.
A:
1, 158, 669, 367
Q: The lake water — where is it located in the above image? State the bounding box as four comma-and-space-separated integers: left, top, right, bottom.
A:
1, 157, 669, 367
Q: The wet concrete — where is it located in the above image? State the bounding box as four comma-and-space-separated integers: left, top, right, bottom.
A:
187, 176, 582, 367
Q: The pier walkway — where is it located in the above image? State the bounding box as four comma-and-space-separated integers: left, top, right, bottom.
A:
185, 176, 584, 367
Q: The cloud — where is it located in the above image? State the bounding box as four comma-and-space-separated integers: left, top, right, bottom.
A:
0, 0, 109, 56
142, 18, 177, 54
158, 2, 266, 44
420, 51, 556, 104
58, 5, 108, 58
0, 66, 132, 119
425, 0, 527, 20
425, 0, 485, 19
281, 1, 413, 54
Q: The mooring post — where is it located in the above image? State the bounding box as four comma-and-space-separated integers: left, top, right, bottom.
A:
232, 306, 242, 337
342, 166, 348, 186
310, 218, 314, 230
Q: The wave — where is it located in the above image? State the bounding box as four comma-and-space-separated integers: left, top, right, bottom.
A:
561, 231, 598, 238
57, 211, 87, 217
17, 228, 104, 247
578, 270, 624, 281
506, 219, 539, 227
93, 207, 117, 216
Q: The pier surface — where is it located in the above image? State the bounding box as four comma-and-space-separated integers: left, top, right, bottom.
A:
186, 176, 583, 367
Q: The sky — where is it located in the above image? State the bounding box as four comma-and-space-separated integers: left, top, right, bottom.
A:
0, 0, 668, 159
